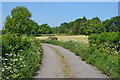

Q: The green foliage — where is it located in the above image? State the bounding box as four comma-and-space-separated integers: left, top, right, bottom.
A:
37, 24, 52, 34
11, 6, 31, 19
4, 6, 39, 36
51, 16, 120, 35
41, 39, 119, 78
58, 22, 69, 33
2, 33, 43, 79
88, 32, 119, 78
89, 32, 120, 54
102, 16, 120, 32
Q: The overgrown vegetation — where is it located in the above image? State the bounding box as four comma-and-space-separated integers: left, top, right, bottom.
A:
88, 32, 119, 78
89, 32, 120, 55
41, 32, 119, 78
2, 6, 43, 79
2, 33, 43, 79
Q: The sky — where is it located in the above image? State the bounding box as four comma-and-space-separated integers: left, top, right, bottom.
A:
1, 2, 119, 30
1, 0, 120, 2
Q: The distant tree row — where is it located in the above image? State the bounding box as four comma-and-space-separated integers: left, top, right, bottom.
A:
2, 6, 120, 36
52, 16, 120, 35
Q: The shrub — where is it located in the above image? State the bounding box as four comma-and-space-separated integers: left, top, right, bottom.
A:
88, 32, 119, 58
88, 32, 119, 78
2, 33, 43, 79
47, 36, 58, 40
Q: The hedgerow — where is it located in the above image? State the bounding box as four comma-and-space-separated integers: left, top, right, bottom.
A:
2, 33, 43, 79
88, 32, 119, 78
41, 32, 119, 78
88, 32, 120, 53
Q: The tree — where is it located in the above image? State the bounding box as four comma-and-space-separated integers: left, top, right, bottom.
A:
37, 24, 51, 34
4, 6, 37, 35
58, 22, 69, 33
102, 16, 120, 32
11, 6, 31, 19
51, 16, 119, 35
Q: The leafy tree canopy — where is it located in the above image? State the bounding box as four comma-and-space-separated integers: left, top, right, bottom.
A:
4, 6, 38, 36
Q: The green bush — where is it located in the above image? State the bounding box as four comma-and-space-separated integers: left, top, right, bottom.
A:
88, 32, 120, 52
88, 32, 119, 78
2, 33, 43, 79
47, 36, 58, 40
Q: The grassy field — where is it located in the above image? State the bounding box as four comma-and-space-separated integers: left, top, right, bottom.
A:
36, 35, 88, 44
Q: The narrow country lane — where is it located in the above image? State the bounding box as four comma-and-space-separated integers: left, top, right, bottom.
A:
34, 43, 108, 78
34, 44, 64, 78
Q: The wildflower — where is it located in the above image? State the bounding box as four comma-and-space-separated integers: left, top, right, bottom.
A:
2, 69, 4, 72
14, 69, 18, 72
3, 59, 8, 60
20, 50, 23, 52
13, 54, 16, 56
9, 53, 13, 56
6, 77, 9, 79
15, 59, 18, 61
5, 53, 9, 55
20, 58, 23, 60
8, 67, 11, 69
114, 51, 118, 54
22, 61, 25, 63
12, 59, 18, 61
23, 37, 25, 39
10, 70, 13, 73
0, 56, 2, 60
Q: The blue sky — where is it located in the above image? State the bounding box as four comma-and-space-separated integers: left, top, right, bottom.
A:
1, 2, 118, 30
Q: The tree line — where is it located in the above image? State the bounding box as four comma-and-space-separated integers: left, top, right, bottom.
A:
2, 6, 120, 36
52, 16, 120, 35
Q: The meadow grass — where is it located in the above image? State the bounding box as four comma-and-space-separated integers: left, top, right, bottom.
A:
36, 35, 88, 44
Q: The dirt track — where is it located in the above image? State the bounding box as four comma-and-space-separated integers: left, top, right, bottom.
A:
34, 43, 108, 78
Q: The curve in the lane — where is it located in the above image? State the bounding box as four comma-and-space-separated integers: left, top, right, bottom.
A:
34, 44, 64, 78
47, 45, 72, 78
45, 44, 108, 78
